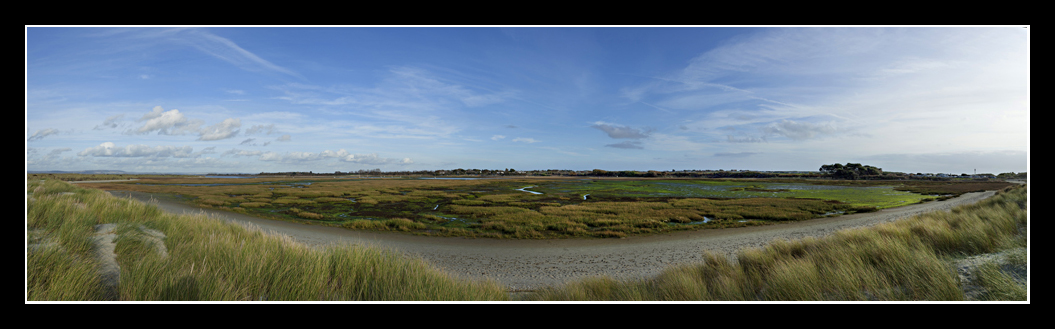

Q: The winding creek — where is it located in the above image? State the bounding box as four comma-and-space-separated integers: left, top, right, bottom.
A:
514, 186, 543, 194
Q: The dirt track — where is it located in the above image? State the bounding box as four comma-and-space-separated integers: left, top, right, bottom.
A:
108, 189, 997, 291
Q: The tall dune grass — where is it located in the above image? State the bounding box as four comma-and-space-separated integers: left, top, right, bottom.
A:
522, 185, 1027, 301
27, 179, 508, 301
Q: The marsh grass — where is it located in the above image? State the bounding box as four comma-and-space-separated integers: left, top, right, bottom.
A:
77, 177, 998, 239
27, 179, 508, 301
893, 181, 1014, 197
522, 185, 1027, 301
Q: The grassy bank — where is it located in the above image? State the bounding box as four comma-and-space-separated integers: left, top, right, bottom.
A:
26, 179, 508, 301
520, 184, 1028, 301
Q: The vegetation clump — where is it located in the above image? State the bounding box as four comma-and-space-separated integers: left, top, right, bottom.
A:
819, 163, 884, 180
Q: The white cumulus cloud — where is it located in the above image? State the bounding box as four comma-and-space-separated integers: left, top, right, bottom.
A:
134, 106, 201, 135
129, 106, 242, 141
77, 142, 198, 158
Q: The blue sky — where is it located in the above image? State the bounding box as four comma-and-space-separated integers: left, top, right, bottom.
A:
26, 26, 1029, 174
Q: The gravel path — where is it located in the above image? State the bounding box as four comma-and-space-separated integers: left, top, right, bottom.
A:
108, 190, 997, 292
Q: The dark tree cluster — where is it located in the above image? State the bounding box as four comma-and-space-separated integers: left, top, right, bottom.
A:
819, 163, 883, 180
997, 172, 1027, 179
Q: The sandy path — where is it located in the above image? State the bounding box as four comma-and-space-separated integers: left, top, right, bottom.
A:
107, 190, 997, 291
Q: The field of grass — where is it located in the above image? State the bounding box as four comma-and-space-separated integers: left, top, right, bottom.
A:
27, 179, 1026, 301
75, 177, 1012, 239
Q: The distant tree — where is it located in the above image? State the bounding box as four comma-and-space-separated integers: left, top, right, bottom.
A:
997, 172, 1026, 179
819, 163, 883, 180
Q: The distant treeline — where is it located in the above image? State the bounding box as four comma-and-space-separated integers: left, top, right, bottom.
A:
246, 166, 1023, 181
249, 168, 822, 179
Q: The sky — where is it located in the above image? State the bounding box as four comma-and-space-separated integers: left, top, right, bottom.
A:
26, 26, 1029, 174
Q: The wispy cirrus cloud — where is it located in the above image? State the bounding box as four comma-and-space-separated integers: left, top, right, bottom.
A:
761, 119, 837, 141
269, 66, 515, 141
75, 28, 303, 80
175, 28, 304, 80
94, 114, 125, 130
592, 121, 654, 150
605, 141, 643, 149
245, 124, 278, 135
626, 27, 1027, 155
387, 66, 512, 108
272, 67, 511, 110
591, 121, 652, 139
714, 152, 759, 157
727, 135, 766, 143
28, 128, 60, 142
222, 149, 263, 157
